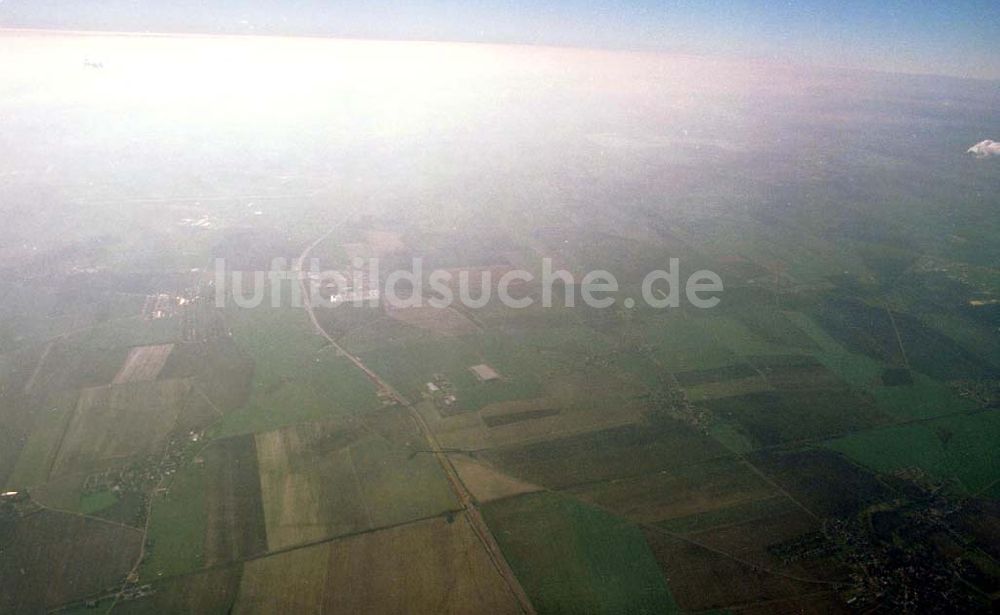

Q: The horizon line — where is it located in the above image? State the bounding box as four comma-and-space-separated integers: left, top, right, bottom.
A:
1, 26, 996, 84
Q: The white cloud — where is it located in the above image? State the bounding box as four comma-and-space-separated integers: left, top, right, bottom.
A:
967, 140, 1000, 158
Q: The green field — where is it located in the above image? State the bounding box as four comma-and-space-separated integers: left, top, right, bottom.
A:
482, 491, 678, 614
783, 311, 885, 389
142, 462, 208, 580
869, 373, 978, 421
634, 313, 736, 372
358, 331, 545, 413
5, 390, 78, 490
825, 410, 1000, 494
217, 303, 381, 436
114, 567, 243, 614
79, 489, 118, 515
64, 315, 182, 352
483, 417, 728, 489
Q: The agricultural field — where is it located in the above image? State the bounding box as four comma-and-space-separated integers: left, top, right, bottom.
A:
809, 296, 998, 382
112, 343, 175, 384
113, 567, 243, 614
640, 528, 831, 612
0, 508, 143, 612
421, 363, 651, 453
50, 379, 193, 477
5, 389, 80, 489
234, 514, 522, 614
142, 435, 268, 578
682, 507, 841, 580
20, 338, 130, 398
632, 312, 738, 372
159, 337, 255, 415
824, 410, 1000, 495
217, 302, 383, 437
449, 455, 541, 503
201, 436, 269, 566
254, 421, 371, 549
254, 409, 457, 550
142, 461, 209, 579
482, 491, 678, 614
569, 456, 782, 526
355, 331, 546, 414
748, 448, 894, 519
63, 313, 185, 353
384, 304, 480, 335
481, 416, 729, 489
703, 389, 891, 449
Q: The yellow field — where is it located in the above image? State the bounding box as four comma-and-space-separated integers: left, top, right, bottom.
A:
235, 514, 521, 614
254, 413, 457, 551
385, 305, 479, 335
423, 393, 642, 453
112, 343, 175, 384
450, 454, 540, 503
255, 424, 370, 550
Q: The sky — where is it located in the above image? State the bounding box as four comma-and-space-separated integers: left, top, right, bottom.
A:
1, 1, 998, 80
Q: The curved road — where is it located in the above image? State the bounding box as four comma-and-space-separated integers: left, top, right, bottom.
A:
294, 227, 536, 615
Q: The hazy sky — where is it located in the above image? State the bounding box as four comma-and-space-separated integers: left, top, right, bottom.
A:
1, 1, 998, 80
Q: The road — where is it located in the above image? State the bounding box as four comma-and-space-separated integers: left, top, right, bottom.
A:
294, 227, 536, 615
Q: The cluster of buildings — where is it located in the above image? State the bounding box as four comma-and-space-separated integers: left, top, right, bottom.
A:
424, 364, 503, 412
141, 293, 180, 320
311, 271, 380, 305
426, 374, 458, 408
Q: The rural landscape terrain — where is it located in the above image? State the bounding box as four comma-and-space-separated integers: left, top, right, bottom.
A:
1, 30, 999, 613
